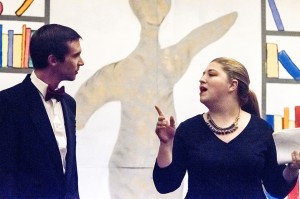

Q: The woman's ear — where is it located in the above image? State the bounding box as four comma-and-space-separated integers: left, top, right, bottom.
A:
47, 54, 58, 66
229, 79, 238, 92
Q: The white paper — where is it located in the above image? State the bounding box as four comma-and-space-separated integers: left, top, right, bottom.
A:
273, 128, 300, 165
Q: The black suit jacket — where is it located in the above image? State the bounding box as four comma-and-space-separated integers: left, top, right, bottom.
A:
0, 75, 79, 199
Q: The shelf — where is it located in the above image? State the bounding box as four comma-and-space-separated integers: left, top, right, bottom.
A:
0, 15, 49, 23
0, 67, 33, 74
265, 78, 300, 84
0, 0, 50, 24
266, 30, 300, 37
261, 0, 300, 117
0, 0, 50, 75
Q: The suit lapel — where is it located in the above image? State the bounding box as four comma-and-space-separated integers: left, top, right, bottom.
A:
60, 98, 76, 182
22, 75, 64, 176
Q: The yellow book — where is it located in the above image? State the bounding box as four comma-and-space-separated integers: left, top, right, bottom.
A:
2, 33, 8, 67
13, 34, 22, 68
289, 120, 295, 128
266, 43, 279, 78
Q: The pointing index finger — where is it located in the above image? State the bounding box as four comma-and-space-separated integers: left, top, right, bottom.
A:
155, 105, 164, 116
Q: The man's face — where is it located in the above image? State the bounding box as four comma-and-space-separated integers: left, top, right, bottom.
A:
57, 40, 84, 81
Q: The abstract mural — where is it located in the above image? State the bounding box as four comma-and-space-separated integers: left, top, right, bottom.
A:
75, 0, 237, 198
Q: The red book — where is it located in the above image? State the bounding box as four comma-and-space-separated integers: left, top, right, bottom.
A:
295, 106, 300, 128
287, 106, 300, 199
288, 179, 299, 199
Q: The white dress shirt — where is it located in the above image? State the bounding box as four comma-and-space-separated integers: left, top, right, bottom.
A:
30, 72, 67, 173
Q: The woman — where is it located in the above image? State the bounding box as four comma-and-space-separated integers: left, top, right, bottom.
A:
153, 57, 300, 199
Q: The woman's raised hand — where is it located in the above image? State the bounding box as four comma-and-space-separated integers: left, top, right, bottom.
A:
155, 106, 176, 143
289, 151, 300, 170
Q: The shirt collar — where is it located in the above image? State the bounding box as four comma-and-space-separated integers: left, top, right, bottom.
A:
30, 71, 49, 99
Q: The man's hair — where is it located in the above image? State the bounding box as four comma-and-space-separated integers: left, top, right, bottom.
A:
30, 24, 82, 69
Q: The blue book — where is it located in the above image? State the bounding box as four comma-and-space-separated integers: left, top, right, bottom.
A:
7, 29, 14, 67
265, 114, 274, 129
266, 192, 280, 199
267, 0, 284, 31
278, 50, 300, 80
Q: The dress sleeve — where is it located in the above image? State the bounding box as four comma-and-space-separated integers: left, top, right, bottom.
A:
153, 123, 188, 194
262, 129, 298, 198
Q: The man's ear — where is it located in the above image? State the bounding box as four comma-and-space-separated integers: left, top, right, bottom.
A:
229, 79, 238, 92
48, 54, 58, 66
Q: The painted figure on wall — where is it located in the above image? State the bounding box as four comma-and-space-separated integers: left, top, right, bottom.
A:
75, 0, 237, 198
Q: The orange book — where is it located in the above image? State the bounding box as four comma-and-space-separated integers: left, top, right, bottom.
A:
282, 107, 289, 129
21, 24, 26, 68
23, 27, 31, 68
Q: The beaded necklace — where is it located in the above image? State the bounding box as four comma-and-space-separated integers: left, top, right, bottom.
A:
206, 109, 240, 135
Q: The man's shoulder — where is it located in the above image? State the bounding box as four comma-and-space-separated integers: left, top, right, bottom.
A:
0, 81, 26, 97
0, 76, 33, 106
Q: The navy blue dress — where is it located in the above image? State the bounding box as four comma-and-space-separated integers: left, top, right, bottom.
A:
153, 114, 297, 199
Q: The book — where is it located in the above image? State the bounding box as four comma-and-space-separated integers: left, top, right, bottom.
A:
0, 2, 3, 15
266, 192, 280, 199
265, 114, 282, 133
23, 27, 31, 68
7, 30, 14, 67
295, 106, 300, 128
2, 33, 8, 67
289, 120, 295, 129
21, 24, 26, 68
274, 115, 283, 133
267, 0, 284, 31
288, 106, 300, 199
266, 43, 279, 78
265, 114, 274, 128
283, 107, 289, 129
13, 34, 22, 68
278, 50, 300, 80
28, 29, 35, 68
0, 24, 2, 66
288, 180, 299, 199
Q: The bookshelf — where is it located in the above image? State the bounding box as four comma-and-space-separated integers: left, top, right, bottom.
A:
0, 0, 50, 74
261, 0, 300, 117
262, 2, 300, 198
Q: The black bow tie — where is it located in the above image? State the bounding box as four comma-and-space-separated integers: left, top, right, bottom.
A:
45, 86, 65, 102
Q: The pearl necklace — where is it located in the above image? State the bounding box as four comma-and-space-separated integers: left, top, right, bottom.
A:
206, 109, 240, 135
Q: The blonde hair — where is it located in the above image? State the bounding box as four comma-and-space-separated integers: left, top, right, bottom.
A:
211, 57, 260, 117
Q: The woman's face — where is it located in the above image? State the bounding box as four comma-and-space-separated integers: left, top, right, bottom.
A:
199, 61, 233, 106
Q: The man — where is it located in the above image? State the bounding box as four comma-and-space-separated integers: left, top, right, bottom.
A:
0, 24, 84, 198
